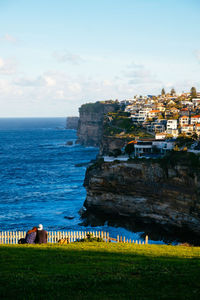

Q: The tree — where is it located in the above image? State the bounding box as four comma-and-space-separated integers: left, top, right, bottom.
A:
170, 88, 176, 96
161, 88, 166, 96
191, 87, 197, 98
125, 142, 135, 156
112, 148, 122, 157
192, 132, 198, 140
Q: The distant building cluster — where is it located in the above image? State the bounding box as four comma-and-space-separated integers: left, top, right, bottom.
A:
121, 91, 200, 140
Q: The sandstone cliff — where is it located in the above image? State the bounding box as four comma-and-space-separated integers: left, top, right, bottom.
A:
83, 154, 200, 243
77, 101, 119, 146
66, 117, 79, 130
99, 136, 132, 156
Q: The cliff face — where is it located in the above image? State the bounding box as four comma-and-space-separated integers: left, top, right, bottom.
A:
66, 117, 79, 130
99, 136, 132, 156
83, 159, 200, 242
77, 102, 119, 146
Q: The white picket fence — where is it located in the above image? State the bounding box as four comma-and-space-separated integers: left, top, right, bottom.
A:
0, 230, 148, 245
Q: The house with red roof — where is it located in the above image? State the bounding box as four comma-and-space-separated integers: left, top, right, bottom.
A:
191, 115, 200, 124
181, 124, 194, 136
179, 116, 189, 126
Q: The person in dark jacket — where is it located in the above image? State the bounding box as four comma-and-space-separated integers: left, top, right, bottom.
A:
35, 224, 47, 244
25, 227, 37, 244
18, 226, 37, 244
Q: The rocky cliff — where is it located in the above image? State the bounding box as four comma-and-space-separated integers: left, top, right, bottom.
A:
77, 101, 119, 146
99, 136, 132, 156
66, 117, 79, 130
83, 154, 200, 243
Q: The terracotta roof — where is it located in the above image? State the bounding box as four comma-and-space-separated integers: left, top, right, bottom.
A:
149, 110, 160, 113
191, 115, 200, 118
180, 116, 189, 118
128, 140, 137, 144
156, 133, 166, 135
181, 108, 188, 111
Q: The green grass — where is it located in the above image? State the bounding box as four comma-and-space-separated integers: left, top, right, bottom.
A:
0, 243, 200, 299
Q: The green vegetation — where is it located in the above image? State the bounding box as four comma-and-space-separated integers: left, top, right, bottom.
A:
127, 149, 200, 171
191, 87, 197, 99
175, 136, 196, 148
104, 112, 153, 139
87, 158, 104, 171
79, 101, 119, 113
158, 151, 200, 170
125, 142, 135, 156
170, 88, 176, 96
161, 88, 165, 96
78, 233, 104, 242
0, 243, 200, 299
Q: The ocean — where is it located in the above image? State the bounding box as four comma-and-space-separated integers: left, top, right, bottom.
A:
0, 118, 163, 244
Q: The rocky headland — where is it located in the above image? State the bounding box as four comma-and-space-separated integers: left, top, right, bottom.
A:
77, 101, 119, 146
77, 101, 200, 243
66, 116, 79, 130
82, 153, 200, 244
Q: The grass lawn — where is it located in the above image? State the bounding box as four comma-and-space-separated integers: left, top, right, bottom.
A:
0, 243, 200, 299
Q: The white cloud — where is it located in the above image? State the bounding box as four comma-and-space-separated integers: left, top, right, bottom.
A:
3, 34, 17, 43
124, 62, 161, 85
0, 57, 16, 75
194, 50, 200, 62
44, 76, 56, 87
53, 51, 84, 65
2, 60, 196, 116
14, 76, 46, 87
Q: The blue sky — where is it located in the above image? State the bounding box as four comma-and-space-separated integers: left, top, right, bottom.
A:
0, 0, 200, 116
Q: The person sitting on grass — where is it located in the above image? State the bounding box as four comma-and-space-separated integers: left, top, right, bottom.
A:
18, 226, 37, 244
35, 224, 47, 244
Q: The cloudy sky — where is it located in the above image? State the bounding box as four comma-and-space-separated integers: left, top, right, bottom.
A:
0, 0, 200, 117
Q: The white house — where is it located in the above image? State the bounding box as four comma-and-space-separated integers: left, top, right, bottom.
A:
181, 124, 194, 136
152, 140, 174, 153
132, 109, 150, 123
134, 139, 174, 157
166, 120, 178, 137
179, 116, 189, 126
155, 132, 167, 140
190, 115, 200, 124
148, 110, 161, 119
192, 98, 200, 106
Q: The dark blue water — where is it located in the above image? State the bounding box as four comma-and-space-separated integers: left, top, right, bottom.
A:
0, 118, 163, 244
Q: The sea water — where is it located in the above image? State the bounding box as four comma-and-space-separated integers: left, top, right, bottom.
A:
0, 118, 163, 244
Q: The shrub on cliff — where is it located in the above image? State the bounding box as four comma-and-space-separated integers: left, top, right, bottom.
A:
125, 142, 135, 156
159, 151, 200, 169
109, 148, 122, 157
79, 101, 119, 113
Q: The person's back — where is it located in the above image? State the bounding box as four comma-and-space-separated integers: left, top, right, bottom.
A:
26, 227, 37, 244
35, 224, 47, 244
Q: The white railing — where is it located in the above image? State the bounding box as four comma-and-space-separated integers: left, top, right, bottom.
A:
0, 230, 148, 245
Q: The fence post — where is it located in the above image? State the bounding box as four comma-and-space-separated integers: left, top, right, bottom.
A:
145, 235, 148, 244
107, 232, 109, 242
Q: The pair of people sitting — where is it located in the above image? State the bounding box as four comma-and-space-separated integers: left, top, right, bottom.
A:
18, 224, 47, 244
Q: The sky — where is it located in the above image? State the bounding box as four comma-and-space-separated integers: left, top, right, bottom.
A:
0, 0, 200, 117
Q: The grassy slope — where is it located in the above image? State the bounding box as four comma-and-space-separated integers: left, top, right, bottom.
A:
0, 243, 200, 300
